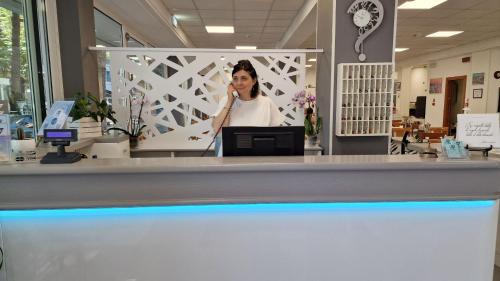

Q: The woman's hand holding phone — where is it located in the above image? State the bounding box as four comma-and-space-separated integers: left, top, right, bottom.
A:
226, 83, 238, 104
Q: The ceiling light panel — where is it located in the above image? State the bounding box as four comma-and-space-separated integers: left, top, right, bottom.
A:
426, 31, 463, 37
236, 46, 257, 49
398, 0, 448, 9
205, 26, 235, 33
395, 48, 409, 52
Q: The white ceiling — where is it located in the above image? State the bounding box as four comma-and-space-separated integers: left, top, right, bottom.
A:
95, 0, 500, 63
395, 0, 500, 61
162, 0, 308, 49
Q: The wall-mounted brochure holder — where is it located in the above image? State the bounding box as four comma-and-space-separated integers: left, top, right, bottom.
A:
0, 114, 11, 161
464, 145, 493, 157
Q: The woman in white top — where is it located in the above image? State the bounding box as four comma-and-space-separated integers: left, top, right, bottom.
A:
212, 60, 285, 130
212, 60, 285, 155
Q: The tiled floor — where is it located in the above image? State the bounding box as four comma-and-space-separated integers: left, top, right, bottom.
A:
494, 266, 500, 281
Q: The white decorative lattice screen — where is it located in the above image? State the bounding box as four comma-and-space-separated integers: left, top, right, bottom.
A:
110, 50, 306, 149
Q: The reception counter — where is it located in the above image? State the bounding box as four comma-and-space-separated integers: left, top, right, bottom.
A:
1, 155, 499, 209
0, 155, 499, 281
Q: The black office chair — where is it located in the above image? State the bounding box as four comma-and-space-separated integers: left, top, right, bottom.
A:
401, 131, 410, 154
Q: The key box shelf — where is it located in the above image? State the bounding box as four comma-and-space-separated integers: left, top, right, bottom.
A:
336, 63, 394, 136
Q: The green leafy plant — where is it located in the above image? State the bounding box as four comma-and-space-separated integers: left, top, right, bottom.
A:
305, 107, 322, 137
70, 92, 117, 123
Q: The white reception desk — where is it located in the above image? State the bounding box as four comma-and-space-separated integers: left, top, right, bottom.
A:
0, 155, 499, 281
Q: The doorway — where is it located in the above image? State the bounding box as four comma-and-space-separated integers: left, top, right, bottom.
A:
443, 76, 466, 136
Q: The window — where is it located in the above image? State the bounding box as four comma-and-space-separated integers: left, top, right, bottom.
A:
0, 0, 43, 139
126, 33, 144, 47
94, 8, 122, 47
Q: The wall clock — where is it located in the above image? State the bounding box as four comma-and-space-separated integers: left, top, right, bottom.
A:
347, 0, 384, 62
494, 71, 500, 79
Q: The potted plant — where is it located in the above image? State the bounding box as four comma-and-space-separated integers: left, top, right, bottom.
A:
69, 93, 117, 138
292, 90, 322, 145
107, 93, 146, 148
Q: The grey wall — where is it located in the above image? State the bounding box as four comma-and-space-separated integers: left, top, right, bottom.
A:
56, 0, 99, 99
316, 0, 334, 155
317, 0, 396, 155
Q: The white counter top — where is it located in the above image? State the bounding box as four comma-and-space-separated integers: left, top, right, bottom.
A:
1, 154, 499, 175
1, 155, 499, 210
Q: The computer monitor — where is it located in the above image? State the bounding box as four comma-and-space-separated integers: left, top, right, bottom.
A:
222, 126, 304, 156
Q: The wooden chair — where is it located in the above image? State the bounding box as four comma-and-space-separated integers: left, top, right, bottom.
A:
392, 120, 402, 127
417, 132, 446, 143
392, 127, 411, 137
429, 127, 449, 135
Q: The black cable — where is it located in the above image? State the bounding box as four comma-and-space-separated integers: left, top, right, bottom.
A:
201, 96, 237, 157
0, 246, 3, 270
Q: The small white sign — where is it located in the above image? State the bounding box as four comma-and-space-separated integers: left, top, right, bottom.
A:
0, 114, 11, 161
457, 114, 500, 148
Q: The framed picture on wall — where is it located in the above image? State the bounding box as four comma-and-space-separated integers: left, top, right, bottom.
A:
472, 73, 485, 85
394, 82, 401, 91
429, 78, 442, 94
473, 89, 483, 99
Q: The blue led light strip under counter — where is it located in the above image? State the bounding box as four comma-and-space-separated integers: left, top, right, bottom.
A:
0, 200, 495, 218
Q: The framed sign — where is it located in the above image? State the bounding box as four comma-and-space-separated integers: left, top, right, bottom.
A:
457, 114, 500, 148
394, 81, 401, 91
429, 78, 442, 94
473, 89, 483, 99
472, 72, 485, 85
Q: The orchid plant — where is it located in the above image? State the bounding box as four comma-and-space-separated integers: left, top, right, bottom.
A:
107, 93, 147, 139
293, 90, 322, 137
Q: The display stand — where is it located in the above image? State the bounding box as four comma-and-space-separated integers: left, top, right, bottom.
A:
40, 129, 81, 164
465, 145, 493, 157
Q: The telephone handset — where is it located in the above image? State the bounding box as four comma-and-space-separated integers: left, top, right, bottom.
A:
232, 91, 239, 98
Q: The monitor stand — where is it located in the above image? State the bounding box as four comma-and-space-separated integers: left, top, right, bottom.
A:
40, 145, 81, 164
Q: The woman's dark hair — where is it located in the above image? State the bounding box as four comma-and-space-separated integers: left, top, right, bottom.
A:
232, 59, 260, 98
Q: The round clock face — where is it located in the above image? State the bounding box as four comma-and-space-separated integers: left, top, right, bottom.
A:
353, 9, 371, 27
494, 71, 500, 79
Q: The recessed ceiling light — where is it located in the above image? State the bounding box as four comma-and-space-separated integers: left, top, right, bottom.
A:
426, 31, 463, 37
220, 56, 225, 60
305, 64, 312, 68
308, 58, 317, 62
235, 46, 257, 50
398, 0, 447, 9
395, 48, 409, 52
205, 26, 234, 33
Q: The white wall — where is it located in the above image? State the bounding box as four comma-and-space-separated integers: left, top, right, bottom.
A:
398, 67, 411, 117
306, 67, 316, 89
410, 67, 428, 102
397, 47, 500, 126
487, 48, 500, 113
